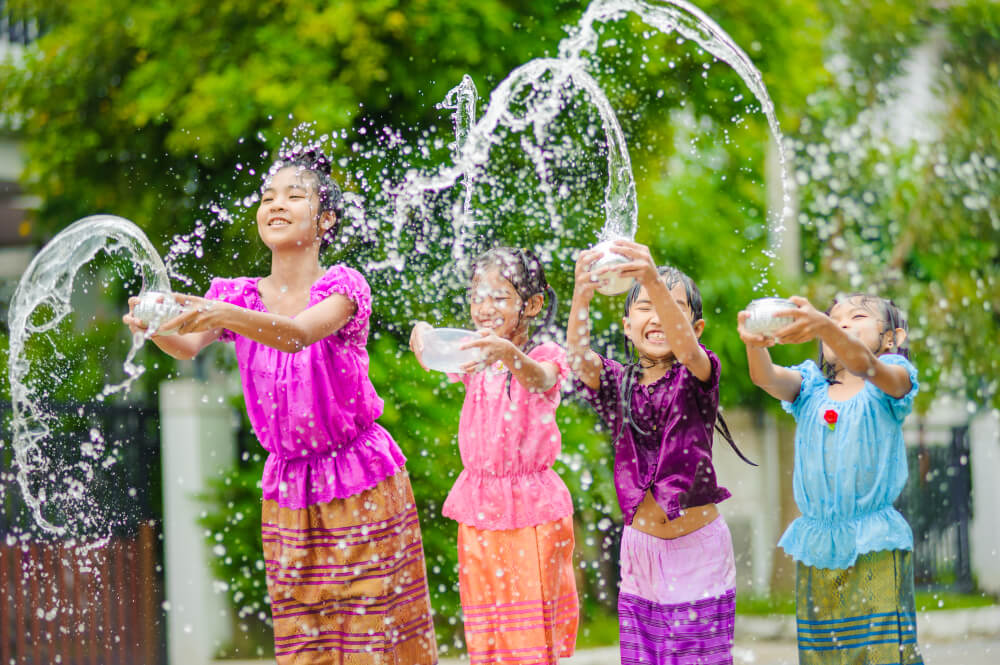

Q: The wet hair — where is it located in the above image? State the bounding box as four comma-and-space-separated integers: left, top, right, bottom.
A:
267, 147, 345, 251
820, 293, 909, 384
615, 265, 756, 466
470, 246, 558, 398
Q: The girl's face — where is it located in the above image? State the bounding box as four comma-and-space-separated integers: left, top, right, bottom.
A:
256, 166, 328, 251
469, 268, 525, 341
824, 297, 893, 364
623, 281, 699, 361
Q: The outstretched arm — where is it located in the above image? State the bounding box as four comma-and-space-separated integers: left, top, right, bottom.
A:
565, 248, 604, 390
737, 310, 802, 402
460, 331, 560, 392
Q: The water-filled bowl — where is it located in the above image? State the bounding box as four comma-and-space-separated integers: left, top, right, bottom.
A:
133, 291, 187, 336
420, 328, 483, 373
743, 297, 798, 336
588, 240, 635, 296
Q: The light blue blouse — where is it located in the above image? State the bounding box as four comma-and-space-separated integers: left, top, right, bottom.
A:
778, 354, 919, 569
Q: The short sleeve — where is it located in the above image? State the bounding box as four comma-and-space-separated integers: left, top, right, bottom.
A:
204, 278, 241, 343
528, 342, 569, 403
313, 265, 372, 344
781, 360, 825, 419
870, 354, 919, 422
689, 347, 721, 403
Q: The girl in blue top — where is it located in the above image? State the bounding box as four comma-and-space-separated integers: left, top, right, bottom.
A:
738, 293, 922, 665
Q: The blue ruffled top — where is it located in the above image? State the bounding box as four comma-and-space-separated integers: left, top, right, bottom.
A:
778, 354, 919, 569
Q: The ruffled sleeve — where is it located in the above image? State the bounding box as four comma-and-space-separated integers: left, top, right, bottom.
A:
781, 360, 826, 418
204, 277, 253, 343
572, 355, 625, 432
688, 346, 721, 405
870, 354, 919, 422
528, 342, 569, 404
313, 265, 372, 345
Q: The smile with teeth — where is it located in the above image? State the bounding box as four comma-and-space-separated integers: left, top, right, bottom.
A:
645, 330, 666, 343
268, 218, 292, 227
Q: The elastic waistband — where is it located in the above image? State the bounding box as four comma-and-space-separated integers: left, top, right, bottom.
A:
800, 505, 897, 526
623, 514, 729, 548
463, 467, 551, 480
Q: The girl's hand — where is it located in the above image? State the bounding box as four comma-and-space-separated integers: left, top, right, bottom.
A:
409, 321, 432, 370
737, 310, 776, 348
161, 294, 227, 335
573, 248, 604, 304
607, 239, 659, 287
122, 296, 150, 335
458, 329, 514, 373
772, 296, 833, 345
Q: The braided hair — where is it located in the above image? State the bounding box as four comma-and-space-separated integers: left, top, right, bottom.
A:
614, 266, 756, 466
819, 293, 909, 384
470, 247, 558, 399
267, 147, 345, 251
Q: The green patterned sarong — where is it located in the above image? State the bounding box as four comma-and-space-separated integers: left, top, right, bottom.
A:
796, 549, 923, 665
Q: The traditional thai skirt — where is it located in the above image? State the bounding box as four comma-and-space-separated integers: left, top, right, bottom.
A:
796, 549, 923, 665
617, 515, 736, 665
262, 469, 438, 665
457, 515, 579, 664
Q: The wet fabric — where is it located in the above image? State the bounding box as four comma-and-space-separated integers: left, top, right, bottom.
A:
617, 517, 736, 664
206, 265, 405, 509
443, 342, 573, 530
796, 549, 923, 665
264, 470, 437, 665
572, 347, 730, 524
779, 355, 919, 569
457, 516, 578, 664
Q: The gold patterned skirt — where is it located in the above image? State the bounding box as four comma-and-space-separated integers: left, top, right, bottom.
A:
796, 549, 922, 665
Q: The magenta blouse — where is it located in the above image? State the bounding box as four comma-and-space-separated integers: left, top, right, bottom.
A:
205, 265, 405, 510
573, 347, 730, 523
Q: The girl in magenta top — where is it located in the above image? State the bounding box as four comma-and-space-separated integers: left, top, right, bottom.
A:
566, 239, 751, 665
410, 247, 578, 664
124, 149, 436, 665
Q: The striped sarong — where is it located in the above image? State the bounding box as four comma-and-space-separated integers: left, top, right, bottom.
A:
796, 549, 923, 665
457, 515, 578, 664
618, 516, 736, 665
262, 469, 437, 665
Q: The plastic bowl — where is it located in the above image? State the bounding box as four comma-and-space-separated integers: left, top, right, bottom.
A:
743, 297, 797, 336
588, 240, 635, 296
420, 328, 483, 373
132, 291, 187, 336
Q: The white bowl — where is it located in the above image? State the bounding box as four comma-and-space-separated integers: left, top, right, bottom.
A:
588, 240, 635, 296
133, 291, 187, 336
744, 297, 797, 336
420, 328, 483, 373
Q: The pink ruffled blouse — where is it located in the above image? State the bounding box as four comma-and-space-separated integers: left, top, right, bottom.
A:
205, 265, 405, 510
442, 342, 574, 530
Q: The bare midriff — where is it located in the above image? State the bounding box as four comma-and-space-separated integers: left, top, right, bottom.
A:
629, 489, 719, 540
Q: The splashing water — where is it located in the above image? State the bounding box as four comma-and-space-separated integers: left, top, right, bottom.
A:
7, 215, 169, 538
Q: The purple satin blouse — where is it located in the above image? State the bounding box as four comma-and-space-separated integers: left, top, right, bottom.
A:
574, 346, 730, 523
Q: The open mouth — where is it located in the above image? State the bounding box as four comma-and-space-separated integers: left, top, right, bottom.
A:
268, 218, 292, 227
645, 330, 666, 343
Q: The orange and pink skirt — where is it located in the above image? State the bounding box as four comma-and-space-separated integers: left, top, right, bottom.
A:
458, 516, 579, 665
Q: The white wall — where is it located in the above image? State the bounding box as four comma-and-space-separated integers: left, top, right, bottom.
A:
969, 408, 1000, 594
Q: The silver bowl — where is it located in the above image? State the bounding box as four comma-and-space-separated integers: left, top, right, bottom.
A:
588, 240, 635, 296
744, 297, 797, 336
132, 291, 187, 336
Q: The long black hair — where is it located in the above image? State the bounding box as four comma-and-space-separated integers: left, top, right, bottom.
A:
267, 147, 345, 251
820, 293, 909, 384
470, 246, 558, 398
615, 266, 756, 466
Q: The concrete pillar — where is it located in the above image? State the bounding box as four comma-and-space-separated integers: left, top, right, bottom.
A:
969, 408, 1000, 594
159, 379, 236, 665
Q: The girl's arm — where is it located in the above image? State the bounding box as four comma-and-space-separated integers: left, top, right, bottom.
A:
123, 297, 222, 360
775, 296, 912, 398
144, 292, 357, 356
565, 248, 604, 390
611, 240, 712, 382
737, 310, 802, 402
459, 330, 559, 392
409, 321, 432, 371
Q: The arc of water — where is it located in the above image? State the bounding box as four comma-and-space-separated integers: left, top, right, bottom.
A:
7, 215, 170, 535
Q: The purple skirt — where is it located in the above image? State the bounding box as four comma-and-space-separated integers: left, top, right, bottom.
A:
618, 516, 736, 665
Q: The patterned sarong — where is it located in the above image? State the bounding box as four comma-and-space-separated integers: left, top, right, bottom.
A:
617, 516, 736, 665
457, 515, 579, 664
796, 549, 923, 665
262, 469, 437, 665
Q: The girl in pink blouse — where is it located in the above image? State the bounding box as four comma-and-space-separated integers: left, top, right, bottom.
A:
410, 247, 579, 665
124, 149, 436, 665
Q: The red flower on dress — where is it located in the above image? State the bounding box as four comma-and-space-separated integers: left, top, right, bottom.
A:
823, 409, 838, 431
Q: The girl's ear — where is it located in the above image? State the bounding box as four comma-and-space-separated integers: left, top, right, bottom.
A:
524, 293, 544, 318
885, 327, 907, 352
692, 318, 706, 339
318, 210, 337, 233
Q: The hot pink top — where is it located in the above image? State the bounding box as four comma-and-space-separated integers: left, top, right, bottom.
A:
205, 265, 405, 510
442, 342, 574, 530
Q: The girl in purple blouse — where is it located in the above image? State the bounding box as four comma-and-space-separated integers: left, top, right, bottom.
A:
566, 239, 750, 665
124, 149, 436, 665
